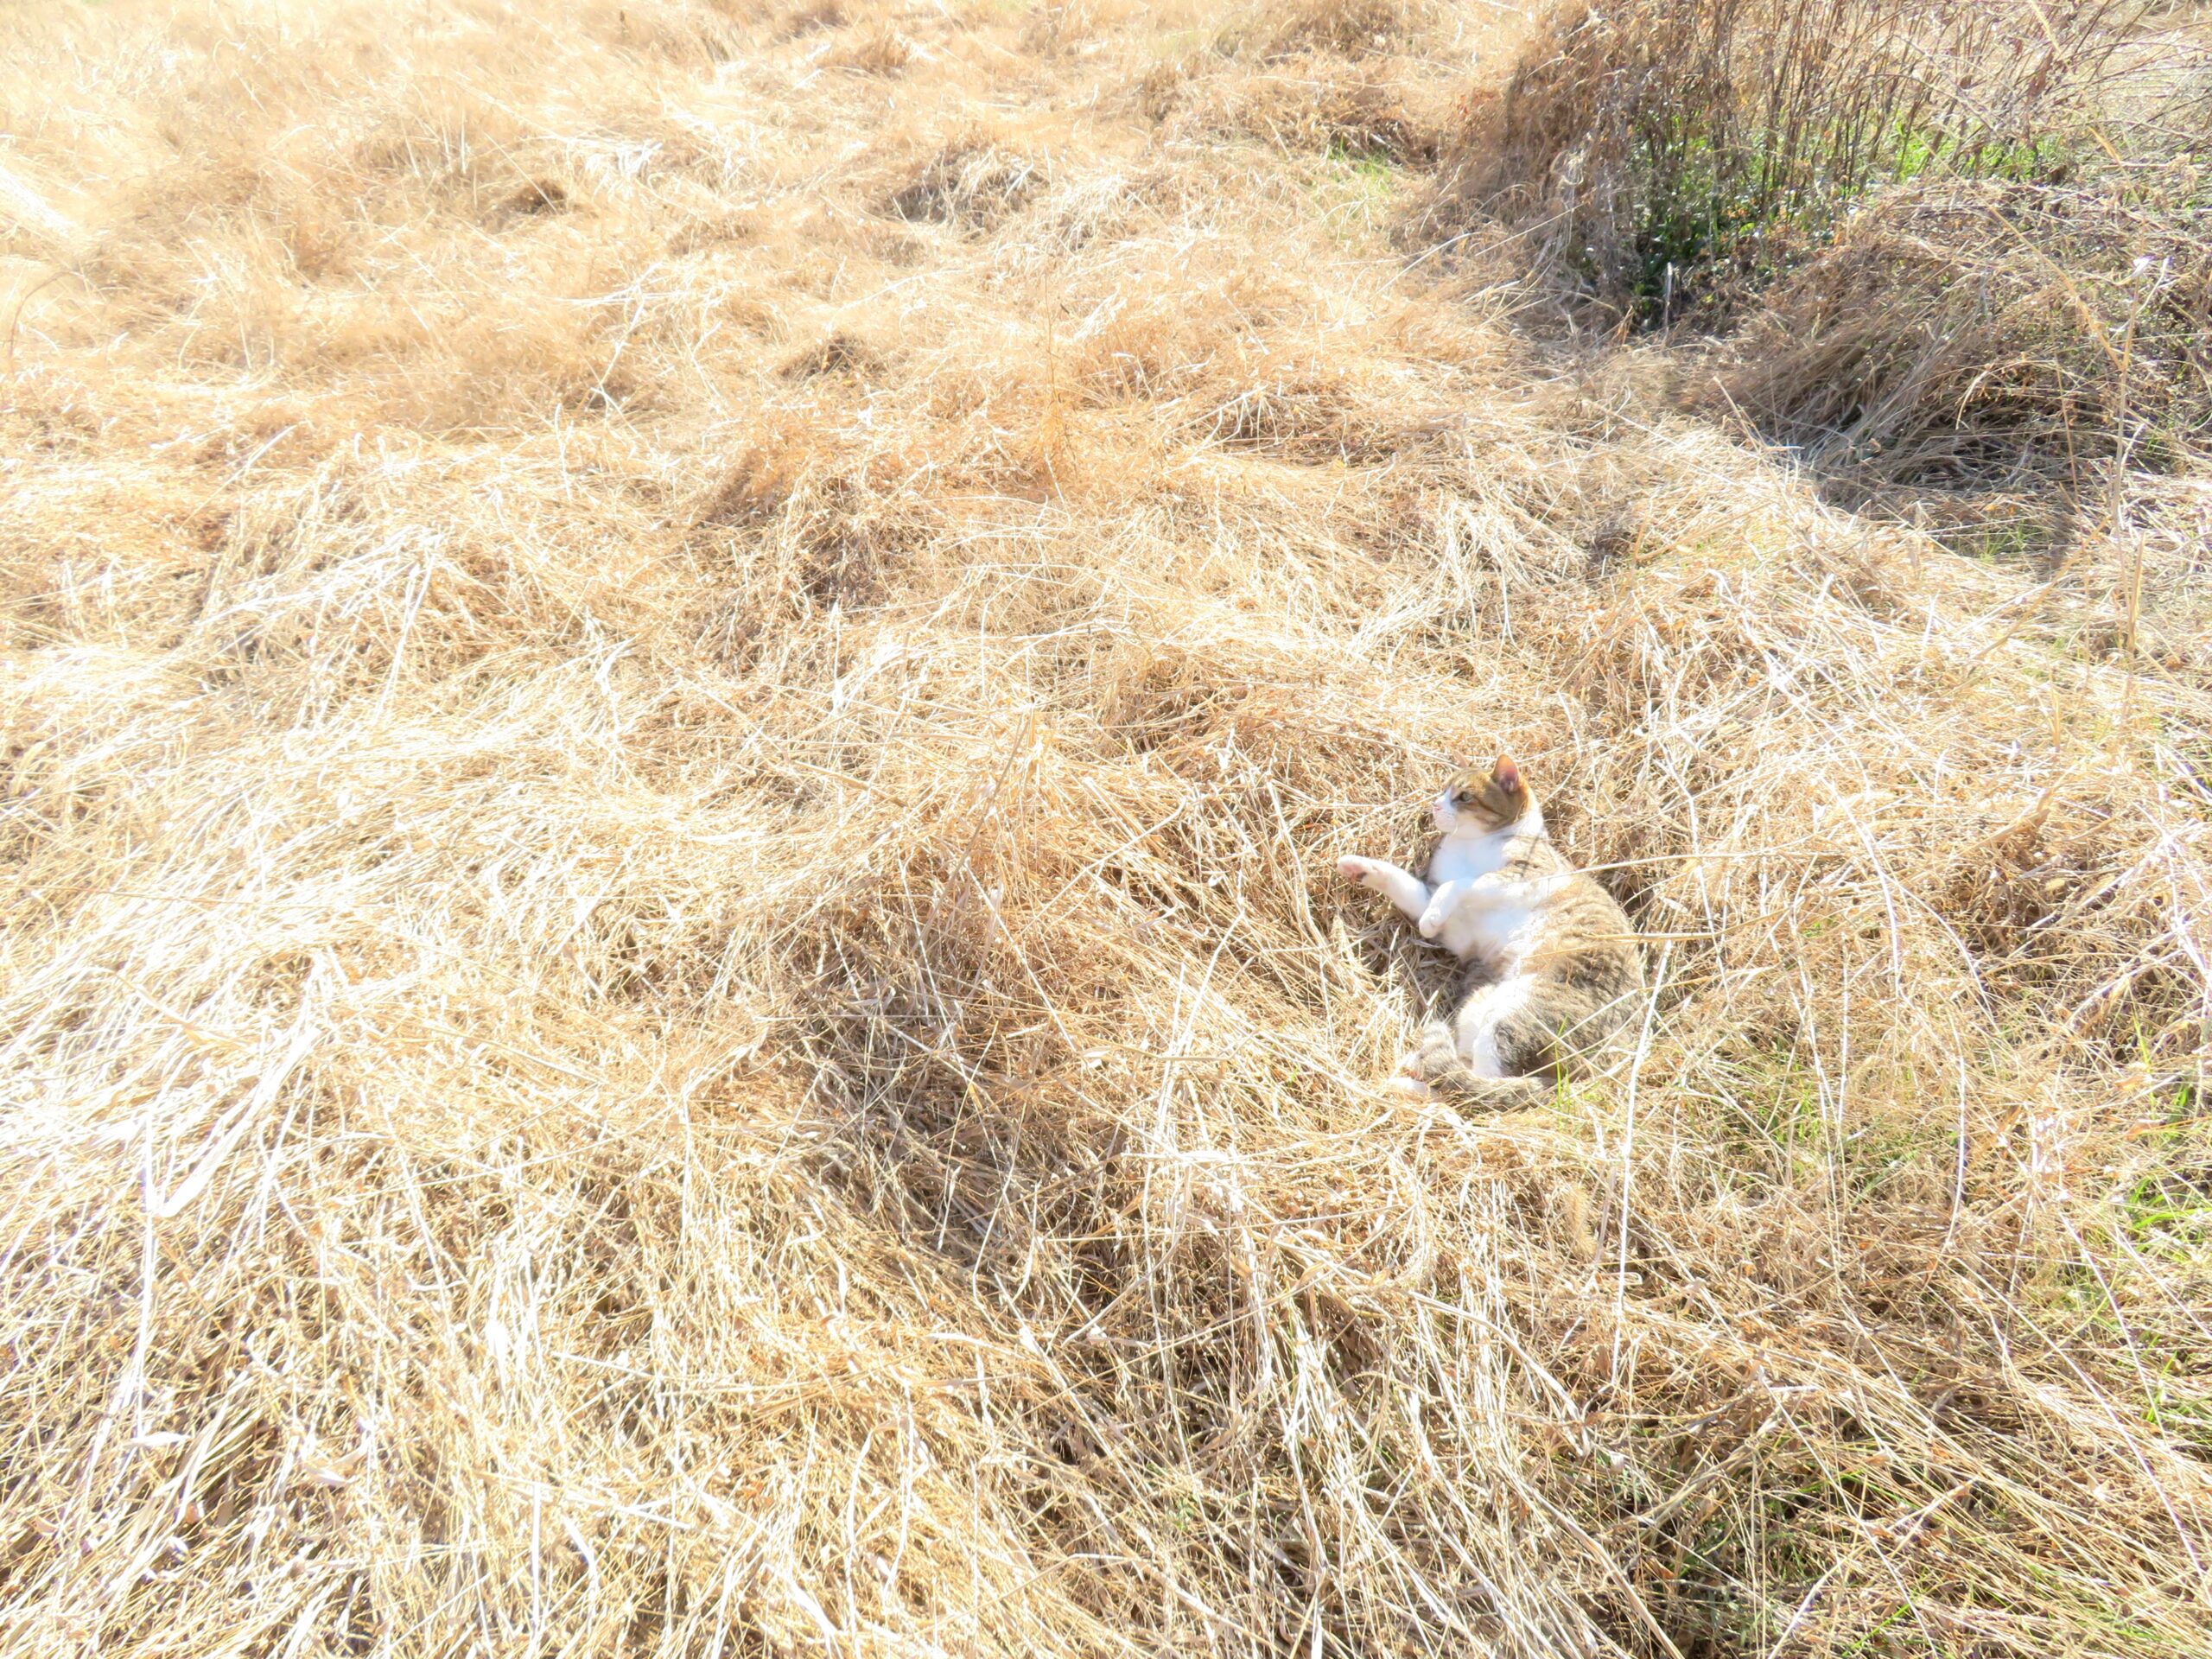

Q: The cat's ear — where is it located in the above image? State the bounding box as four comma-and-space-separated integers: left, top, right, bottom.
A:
1491, 754, 1522, 794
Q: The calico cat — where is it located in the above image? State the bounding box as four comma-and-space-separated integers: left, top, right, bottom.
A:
1338, 755, 1644, 1107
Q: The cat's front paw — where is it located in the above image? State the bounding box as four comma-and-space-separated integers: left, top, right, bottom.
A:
1416, 906, 1446, 939
1389, 1073, 1434, 1101
1337, 855, 1373, 887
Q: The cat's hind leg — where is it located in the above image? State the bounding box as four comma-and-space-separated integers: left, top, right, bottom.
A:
1338, 856, 1430, 925
1394, 1009, 1550, 1111
1454, 975, 1548, 1077
1397, 1031, 1549, 1110
1389, 1021, 1461, 1099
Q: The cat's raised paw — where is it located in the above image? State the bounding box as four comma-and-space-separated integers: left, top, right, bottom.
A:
1337, 855, 1372, 886
1416, 906, 1446, 939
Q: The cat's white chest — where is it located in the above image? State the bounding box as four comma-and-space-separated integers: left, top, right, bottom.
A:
1426, 830, 1543, 964
1427, 832, 1505, 888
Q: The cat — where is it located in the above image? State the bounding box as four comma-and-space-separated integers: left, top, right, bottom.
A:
1338, 755, 1644, 1107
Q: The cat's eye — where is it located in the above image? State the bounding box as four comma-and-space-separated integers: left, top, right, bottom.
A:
1453, 788, 1475, 804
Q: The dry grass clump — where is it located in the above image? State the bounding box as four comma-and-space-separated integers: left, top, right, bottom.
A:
883, 138, 1046, 232
1437, 0, 2212, 523
1441, 0, 2166, 321
1164, 54, 1449, 164
1700, 171, 2212, 491
3, 3, 2212, 1657
1133, 0, 1466, 162
823, 20, 915, 76
1258, 0, 1439, 57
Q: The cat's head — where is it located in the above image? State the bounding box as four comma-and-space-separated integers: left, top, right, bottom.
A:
1433, 755, 1536, 834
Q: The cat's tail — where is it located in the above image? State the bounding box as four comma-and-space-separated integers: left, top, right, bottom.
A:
1395, 1023, 1554, 1112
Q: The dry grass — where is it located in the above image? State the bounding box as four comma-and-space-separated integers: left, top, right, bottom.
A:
1699, 169, 2212, 496
2, 3, 2209, 1656
1437, 0, 2185, 321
